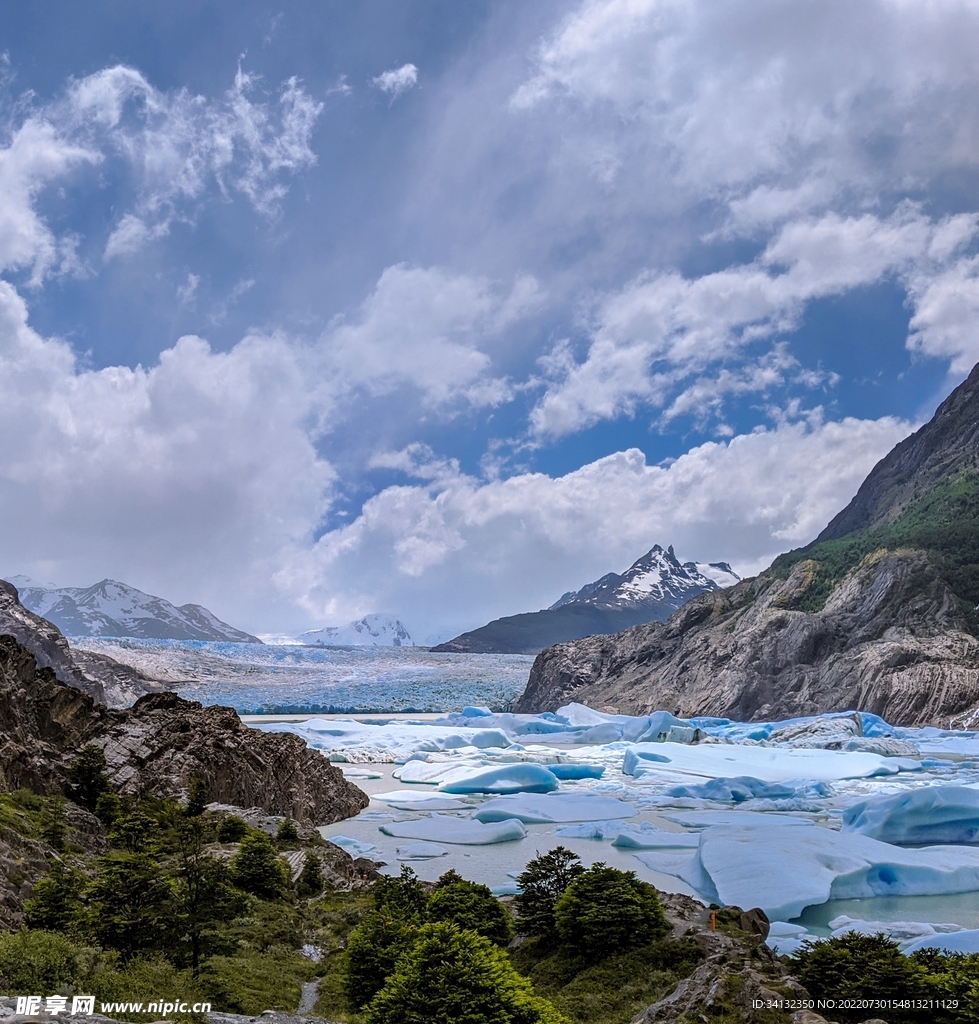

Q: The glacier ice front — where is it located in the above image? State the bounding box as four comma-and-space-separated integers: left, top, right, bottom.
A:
843, 786, 979, 845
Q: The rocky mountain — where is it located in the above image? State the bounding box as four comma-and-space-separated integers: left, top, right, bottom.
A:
0, 579, 167, 706
433, 545, 739, 654
7, 576, 261, 642
297, 613, 414, 647
516, 362, 979, 727
0, 631, 368, 823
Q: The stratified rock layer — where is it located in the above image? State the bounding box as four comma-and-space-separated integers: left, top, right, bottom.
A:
0, 633, 369, 823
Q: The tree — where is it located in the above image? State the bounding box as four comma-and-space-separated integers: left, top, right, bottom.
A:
88, 852, 175, 961
185, 777, 209, 817
229, 830, 289, 899
217, 815, 249, 843
554, 864, 668, 957
39, 798, 68, 852
276, 816, 300, 846
107, 810, 160, 854
68, 744, 112, 812
296, 852, 323, 898
428, 879, 514, 946
24, 859, 87, 933
372, 865, 429, 919
95, 791, 122, 827
515, 846, 584, 940
364, 922, 568, 1024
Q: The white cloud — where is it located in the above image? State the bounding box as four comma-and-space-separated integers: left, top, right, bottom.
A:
372, 63, 419, 99
279, 413, 912, 638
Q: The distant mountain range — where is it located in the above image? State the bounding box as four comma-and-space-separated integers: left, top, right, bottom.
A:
5, 577, 260, 643
432, 545, 739, 654
296, 614, 414, 647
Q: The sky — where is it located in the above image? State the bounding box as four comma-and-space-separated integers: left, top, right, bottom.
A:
2, 0, 979, 642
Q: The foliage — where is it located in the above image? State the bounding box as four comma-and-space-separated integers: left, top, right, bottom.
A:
428, 878, 514, 947
0, 930, 83, 993
24, 858, 87, 934
514, 847, 584, 941
229, 831, 289, 899
88, 853, 176, 961
276, 817, 301, 846
296, 852, 324, 898
68, 745, 113, 813
346, 910, 421, 1008
95, 791, 123, 827
88, 954, 212, 1023
107, 811, 160, 854
196, 950, 319, 1015
185, 777, 209, 817
554, 864, 668, 957
371, 865, 429, 919
364, 921, 568, 1024
217, 814, 250, 843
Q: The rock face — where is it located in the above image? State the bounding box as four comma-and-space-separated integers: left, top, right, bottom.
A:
434, 545, 739, 655
0, 633, 369, 823
516, 363, 979, 726
0, 580, 167, 706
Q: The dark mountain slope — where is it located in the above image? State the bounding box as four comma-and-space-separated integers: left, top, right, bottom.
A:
516, 363, 979, 726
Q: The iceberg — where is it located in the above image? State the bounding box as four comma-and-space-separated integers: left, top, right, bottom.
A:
437, 763, 559, 794
396, 842, 450, 860
665, 776, 803, 802
842, 786, 979, 845
472, 791, 635, 824
380, 814, 527, 845
372, 790, 470, 811
663, 810, 815, 828
612, 830, 700, 850
326, 835, 377, 858
546, 764, 605, 780
902, 929, 979, 954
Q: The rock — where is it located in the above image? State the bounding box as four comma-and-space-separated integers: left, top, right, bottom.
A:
0, 634, 369, 823
0, 580, 167, 707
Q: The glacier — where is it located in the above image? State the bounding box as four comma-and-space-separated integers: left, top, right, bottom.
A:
842, 786, 979, 845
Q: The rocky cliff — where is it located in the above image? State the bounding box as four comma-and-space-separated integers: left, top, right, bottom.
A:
516, 363, 979, 726
0, 633, 368, 823
0, 579, 167, 706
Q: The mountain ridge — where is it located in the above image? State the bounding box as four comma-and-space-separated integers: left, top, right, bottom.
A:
514, 363, 979, 726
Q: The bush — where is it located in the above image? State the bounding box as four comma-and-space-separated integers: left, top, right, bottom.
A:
554, 864, 668, 957
94, 791, 122, 827
515, 847, 585, 940
364, 921, 568, 1024
276, 817, 300, 846
0, 930, 83, 993
185, 777, 209, 817
296, 853, 323, 898
68, 745, 113, 813
346, 910, 421, 1007
217, 815, 249, 843
372, 866, 429, 919
427, 878, 514, 946
229, 831, 289, 899
24, 859, 88, 934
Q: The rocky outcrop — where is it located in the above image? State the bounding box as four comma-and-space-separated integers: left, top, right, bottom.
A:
0, 633, 369, 823
516, 549, 979, 725
0, 580, 167, 707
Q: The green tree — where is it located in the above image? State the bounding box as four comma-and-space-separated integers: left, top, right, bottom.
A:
185, 777, 209, 817
68, 744, 113, 812
296, 852, 323, 898
107, 810, 160, 854
364, 921, 568, 1024
88, 852, 175, 961
38, 798, 68, 852
229, 831, 289, 899
217, 815, 249, 843
24, 858, 88, 934
372, 865, 429, 919
0, 930, 82, 993
515, 846, 584, 941
428, 878, 514, 946
276, 816, 300, 846
554, 864, 668, 957
94, 791, 122, 827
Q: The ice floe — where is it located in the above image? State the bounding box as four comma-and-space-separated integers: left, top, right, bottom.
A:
396, 842, 450, 860
902, 929, 979, 954
842, 786, 979, 845
379, 813, 527, 845
472, 792, 634, 823
372, 790, 470, 811
438, 763, 560, 794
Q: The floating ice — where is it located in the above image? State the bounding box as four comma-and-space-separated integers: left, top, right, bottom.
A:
649, 824, 979, 920
665, 776, 803, 802
546, 764, 605, 780
396, 842, 450, 860
828, 915, 965, 949
472, 792, 634, 824
437, 763, 559, 794
622, 741, 920, 782
612, 830, 700, 850
372, 791, 470, 811
766, 921, 809, 956
327, 835, 377, 858
663, 810, 816, 829
380, 814, 527, 845
902, 929, 979, 954
842, 786, 979, 845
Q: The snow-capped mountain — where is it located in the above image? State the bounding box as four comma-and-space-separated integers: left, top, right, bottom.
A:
296, 613, 414, 647
550, 545, 740, 611
5, 576, 260, 643
434, 544, 740, 654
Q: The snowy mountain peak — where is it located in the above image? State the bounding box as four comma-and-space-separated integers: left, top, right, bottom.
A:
296, 613, 414, 648
5, 576, 260, 643
550, 544, 741, 613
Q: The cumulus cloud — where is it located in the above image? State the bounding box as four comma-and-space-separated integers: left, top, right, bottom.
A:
372, 63, 418, 99
278, 414, 912, 638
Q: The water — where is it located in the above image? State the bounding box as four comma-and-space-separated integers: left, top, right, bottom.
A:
70, 637, 534, 714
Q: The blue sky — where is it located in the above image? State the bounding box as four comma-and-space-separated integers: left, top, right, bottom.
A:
2, 0, 978, 640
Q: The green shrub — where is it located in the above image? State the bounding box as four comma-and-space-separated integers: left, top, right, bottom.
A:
216, 815, 249, 843
24, 859, 88, 933
554, 864, 667, 957
95, 791, 123, 827
88, 853, 175, 960
0, 930, 83, 993
276, 817, 300, 846
346, 910, 421, 1007
68, 745, 113, 813
185, 778, 209, 817
427, 878, 514, 946
296, 853, 323, 898
372, 866, 429, 918
229, 832, 289, 899
515, 847, 584, 940
364, 921, 568, 1024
